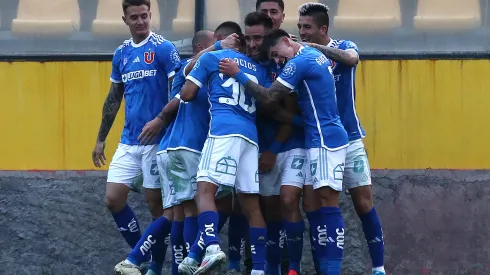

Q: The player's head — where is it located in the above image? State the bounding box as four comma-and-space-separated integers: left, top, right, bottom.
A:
261, 28, 298, 64
214, 21, 246, 51
244, 12, 274, 60
297, 2, 330, 43
256, 0, 285, 29
122, 0, 152, 39
214, 21, 243, 42
192, 30, 214, 55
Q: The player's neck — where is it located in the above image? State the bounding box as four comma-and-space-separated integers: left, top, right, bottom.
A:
320, 36, 331, 46
132, 31, 151, 44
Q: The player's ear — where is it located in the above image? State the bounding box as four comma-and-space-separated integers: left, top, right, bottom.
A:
320, 25, 328, 36
149, 11, 152, 20
122, 15, 127, 25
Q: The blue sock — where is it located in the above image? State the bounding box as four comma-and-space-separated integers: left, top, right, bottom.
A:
306, 209, 326, 272
127, 216, 171, 266
218, 211, 230, 233
148, 234, 170, 275
198, 211, 220, 246
284, 220, 305, 273
171, 221, 186, 275
265, 221, 283, 275
227, 214, 248, 271
112, 204, 142, 248
320, 207, 344, 275
184, 217, 198, 254
249, 227, 267, 271
360, 207, 384, 268
188, 230, 205, 263
308, 226, 320, 274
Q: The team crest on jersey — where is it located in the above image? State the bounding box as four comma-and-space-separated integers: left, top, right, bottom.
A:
144, 51, 155, 64
330, 60, 337, 69
170, 49, 180, 64
123, 57, 128, 65
282, 62, 296, 77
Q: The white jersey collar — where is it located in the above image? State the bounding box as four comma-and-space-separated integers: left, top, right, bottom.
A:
131, 31, 153, 48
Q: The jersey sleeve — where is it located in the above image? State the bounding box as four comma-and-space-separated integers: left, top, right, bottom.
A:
110, 47, 122, 83
340, 40, 359, 53
276, 56, 307, 90
158, 41, 181, 79
186, 52, 216, 88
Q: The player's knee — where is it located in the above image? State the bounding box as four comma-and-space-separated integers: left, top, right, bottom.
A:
104, 194, 127, 213
316, 186, 340, 207
145, 189, 163, 218
281, 192, 300, 212
350, 186, 374, 216
302, 188, 320, 212
352, 193, 374, 216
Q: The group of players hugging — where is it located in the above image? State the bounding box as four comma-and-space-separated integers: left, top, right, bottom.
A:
91, 0, 386, 275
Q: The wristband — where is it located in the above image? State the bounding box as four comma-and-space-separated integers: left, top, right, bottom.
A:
269, 141, 283, 154
233, 71, 250, 86
292, 115, 304, 127
214, 41, 222, 50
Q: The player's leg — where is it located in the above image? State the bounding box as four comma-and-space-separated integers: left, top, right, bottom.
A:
105, 144, 146, 251
258, 158, 283, 275
344, 140, 385, 275
236, 138, 267, 275
114, 150, 175, 275
309, 147, 347, 275
280, 149, 308, 275
226, 193, 248, 274
303, 185, 322, 274
192, 137, 237, 274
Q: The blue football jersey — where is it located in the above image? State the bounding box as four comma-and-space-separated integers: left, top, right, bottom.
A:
158, 58, 192, 152
110, 32, 181, 145
276, 46, 348, 150
186, 49, 267, 145
257, 61, 304, 153
328, 39, 366, 141
167, 85, 210, 153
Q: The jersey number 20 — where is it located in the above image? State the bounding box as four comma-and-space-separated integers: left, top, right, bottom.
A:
220, 73, 258, 114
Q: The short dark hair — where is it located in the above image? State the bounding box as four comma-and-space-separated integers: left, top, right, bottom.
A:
122, 0, 151, 13
298, 2, 330, 29
244, 12, 274, 31
260, 28, 290, 60
214, 21, 243, 38
255, 0, 284, 12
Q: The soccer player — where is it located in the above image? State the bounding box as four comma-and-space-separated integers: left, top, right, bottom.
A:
91, 0, 179, 273
219, 29, 349, 275
297, 3, 386, 275
179, 35, 269, 275
256, 0, 298, 41
165, 30, 215, 275
239, 11, 307, 275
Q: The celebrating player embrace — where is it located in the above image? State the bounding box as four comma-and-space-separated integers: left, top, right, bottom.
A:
94, 1, 386, 275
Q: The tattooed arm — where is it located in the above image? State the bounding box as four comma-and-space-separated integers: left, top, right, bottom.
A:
92, 82, 124, 167
96, 82, 124, 143
305, 42, 359, 67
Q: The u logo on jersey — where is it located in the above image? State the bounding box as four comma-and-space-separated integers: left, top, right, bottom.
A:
144, 51, 155, 64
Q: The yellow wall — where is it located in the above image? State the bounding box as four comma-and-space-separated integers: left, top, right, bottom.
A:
1, 60, 489, 170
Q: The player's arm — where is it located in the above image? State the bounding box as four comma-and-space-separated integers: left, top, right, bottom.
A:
304, 42, 359, 67
181, 52, 213, 101
92, 47, 125, 167
92, 82, 124, 167
184, 33, 241, 75
218, 59, 291, 104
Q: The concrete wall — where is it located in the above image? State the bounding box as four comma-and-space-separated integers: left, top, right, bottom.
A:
1, 170, 488, 275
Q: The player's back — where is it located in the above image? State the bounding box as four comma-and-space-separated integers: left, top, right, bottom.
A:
167, 84, 210, 152
329, 39, 366, 141
285, 46, 347, 150
158, 58, 191, 152
112, 32, 180, 145
188, 49, 267, 145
